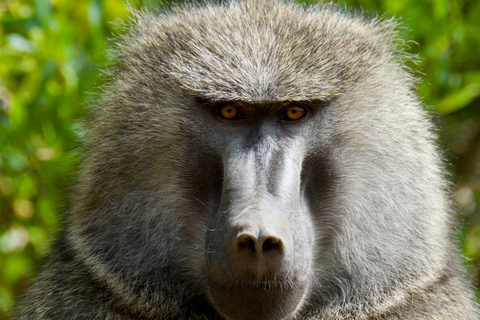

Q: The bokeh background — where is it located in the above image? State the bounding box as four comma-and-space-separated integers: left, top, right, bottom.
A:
1, 0, 480, 318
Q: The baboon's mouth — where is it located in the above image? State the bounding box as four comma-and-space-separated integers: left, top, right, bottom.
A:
208, 280, 307, 320
208, 278, 304, 292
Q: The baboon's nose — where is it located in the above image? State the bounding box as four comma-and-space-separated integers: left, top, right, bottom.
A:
236, 232, 284, 256
228, 221, 290, 278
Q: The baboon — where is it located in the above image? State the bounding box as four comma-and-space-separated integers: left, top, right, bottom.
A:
11, 0, 480, 319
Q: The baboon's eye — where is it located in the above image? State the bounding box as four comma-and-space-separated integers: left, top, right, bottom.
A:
281, 104, 307, 121
218, 103, 245, 120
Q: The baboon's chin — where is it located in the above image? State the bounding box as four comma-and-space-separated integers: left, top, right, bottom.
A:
208, 283, 306, 320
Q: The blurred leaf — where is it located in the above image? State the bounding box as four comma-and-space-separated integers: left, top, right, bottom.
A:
436, 82, 480, 114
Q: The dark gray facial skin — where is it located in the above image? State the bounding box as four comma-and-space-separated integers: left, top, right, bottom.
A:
11, 1, 479, 320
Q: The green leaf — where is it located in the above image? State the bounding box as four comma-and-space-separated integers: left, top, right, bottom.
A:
435, 82, 480, 115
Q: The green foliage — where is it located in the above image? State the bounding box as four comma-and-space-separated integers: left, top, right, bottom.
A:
0, 0, 138, 316
1, 0, 480, 318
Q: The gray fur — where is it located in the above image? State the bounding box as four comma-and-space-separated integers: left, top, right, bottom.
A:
12, 0, 479, 319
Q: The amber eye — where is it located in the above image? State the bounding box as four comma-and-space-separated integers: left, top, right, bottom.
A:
218, 104, 245, 120
281, 104, 307, 121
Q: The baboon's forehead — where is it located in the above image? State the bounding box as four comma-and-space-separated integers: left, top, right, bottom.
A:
121, 0, 403, 103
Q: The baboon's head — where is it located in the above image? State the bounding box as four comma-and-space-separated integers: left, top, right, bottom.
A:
69, 1, 449, 320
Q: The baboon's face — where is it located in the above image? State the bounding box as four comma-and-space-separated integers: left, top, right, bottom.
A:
70, 2, 437, 320
178, 99, 334, 320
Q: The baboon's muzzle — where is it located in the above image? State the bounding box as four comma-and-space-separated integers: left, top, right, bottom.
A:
205, 141, 313, 320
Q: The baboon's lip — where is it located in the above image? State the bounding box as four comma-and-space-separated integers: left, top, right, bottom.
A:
206, 275, 307, 292
208, 279, 303, 292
